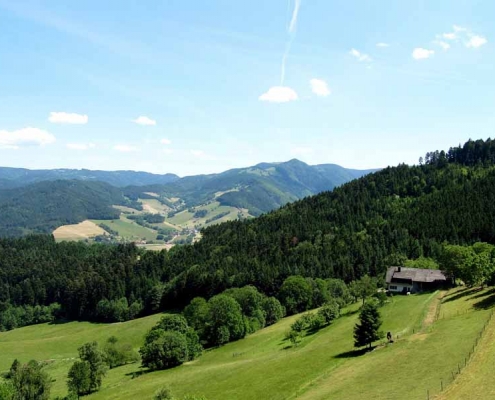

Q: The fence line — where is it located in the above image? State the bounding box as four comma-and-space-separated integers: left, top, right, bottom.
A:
424, 307, 495, 399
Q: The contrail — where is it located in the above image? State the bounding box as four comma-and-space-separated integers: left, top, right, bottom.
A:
280, 0, 302, 85
288, 0, 301, 33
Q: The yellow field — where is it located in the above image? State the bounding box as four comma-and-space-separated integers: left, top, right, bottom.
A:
53, 220, 108, 241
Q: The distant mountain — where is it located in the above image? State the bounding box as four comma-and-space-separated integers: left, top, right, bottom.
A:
0, 160, 378, 237
0, 167, 179, 188
125, 159, 378, 216
0, 180, 141, 237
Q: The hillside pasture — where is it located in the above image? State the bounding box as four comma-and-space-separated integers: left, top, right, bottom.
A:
91, 216, 158, 241
1, 288, 493, 399
53, 220, 108, 241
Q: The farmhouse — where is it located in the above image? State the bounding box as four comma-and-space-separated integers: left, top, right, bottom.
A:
386, 267, 448, 294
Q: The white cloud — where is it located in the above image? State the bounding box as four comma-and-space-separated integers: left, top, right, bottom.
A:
113, 144, 139, 152
160, 138, 172, 145
412, 48, 434, 60
434, 40, 451, 50
440, 26, 487, 49
309, 79, 331, 97
190, 150, 204, 157
48, 112, 88, 124
0, 127, 56, 149
350, 48, 372, 62
259, 86, 298, 103
376, 42, 390, 48
466, 35, 487, 48
132, 116, 156, 126
66, 142, 95, 150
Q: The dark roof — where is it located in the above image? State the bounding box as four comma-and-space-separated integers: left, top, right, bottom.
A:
385, 267, 447, 284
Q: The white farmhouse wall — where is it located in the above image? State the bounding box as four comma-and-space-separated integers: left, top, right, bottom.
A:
387, 283, 412, 293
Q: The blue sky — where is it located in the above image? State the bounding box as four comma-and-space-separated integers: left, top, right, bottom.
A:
0, 0, 493, 176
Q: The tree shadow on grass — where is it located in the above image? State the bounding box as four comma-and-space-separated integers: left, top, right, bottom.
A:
473, 293, 495, 310
341, 309, 360, 317
48, 318, 72, 325
469, 288, 495, 301
125, 369, 152, 379
442, 288, 478, 304
334, 347, 372, 358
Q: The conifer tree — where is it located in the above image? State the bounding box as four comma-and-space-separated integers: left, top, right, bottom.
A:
354, 301, 383, 349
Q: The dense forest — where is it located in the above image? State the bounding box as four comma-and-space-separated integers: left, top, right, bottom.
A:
2, 138, 495, 330
0, 180, 142, 237
0, 167, 179, 189
0, 160, 375, 237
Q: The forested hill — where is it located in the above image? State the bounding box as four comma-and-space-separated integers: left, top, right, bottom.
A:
169, 138, 495, 296
2, 139, 495, 326
0, 180, 141, 237
0, 167, 179, 189
124, 159, 378, 216
0, 160, 376, 237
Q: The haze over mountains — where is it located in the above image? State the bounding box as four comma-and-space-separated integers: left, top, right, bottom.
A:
0, 159, 378, 237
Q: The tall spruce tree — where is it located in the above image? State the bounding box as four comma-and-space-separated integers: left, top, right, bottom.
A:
354, 301, 383, 349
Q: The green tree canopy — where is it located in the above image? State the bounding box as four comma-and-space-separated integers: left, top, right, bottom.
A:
278, 276, 312, 315
354, 301, 383, 349
77, 342, 108, 393
205, 294, 245, 346
67, 360, 91, 396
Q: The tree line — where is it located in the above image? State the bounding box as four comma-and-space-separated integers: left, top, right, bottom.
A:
3, 138, 495, 329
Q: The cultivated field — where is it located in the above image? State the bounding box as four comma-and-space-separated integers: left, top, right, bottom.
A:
3, 288, 493, 399
53, 220, 108, 241
91, 216, 158, 241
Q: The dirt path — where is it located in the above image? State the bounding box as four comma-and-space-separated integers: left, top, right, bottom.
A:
423, 290, 447, 328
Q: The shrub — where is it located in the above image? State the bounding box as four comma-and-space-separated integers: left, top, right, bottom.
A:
308, 314, 325, 331
140, 330, 189, 370
317, 300, 340, 325
262, 297, 285, 326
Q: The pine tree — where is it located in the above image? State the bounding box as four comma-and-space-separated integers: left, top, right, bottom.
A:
354, 301, 383, 349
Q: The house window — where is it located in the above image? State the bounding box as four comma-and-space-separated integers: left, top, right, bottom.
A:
389, 286, 397, 290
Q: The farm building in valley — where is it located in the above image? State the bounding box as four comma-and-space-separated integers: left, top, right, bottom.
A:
385, 267, 449, 294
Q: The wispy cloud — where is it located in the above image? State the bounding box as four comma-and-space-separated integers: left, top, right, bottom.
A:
288, 0, 302, 33
439, 25, 487, 49
161, 138, 172, 145
310, 79, 331, 97
261, 0, 303, 101
49, 112, 88, 124
113, 144, 139, 152
376, 42, 390, 48
350, 48, 372, 62
0, 1, 155, 62
433, 40, 451, 50
66, 143, 95, 150
412, 48, 435, 60
132, 116, 156, 126
0, 127, 56, 149
259, 86, 298, 103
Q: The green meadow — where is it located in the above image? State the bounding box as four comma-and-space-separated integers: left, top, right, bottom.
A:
1, 288, 493, 399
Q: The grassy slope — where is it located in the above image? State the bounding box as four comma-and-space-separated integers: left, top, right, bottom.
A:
91, 216, 158, 241
0, 314, 164, 397
436, 288, 495, 400
1, 289, 493, 399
